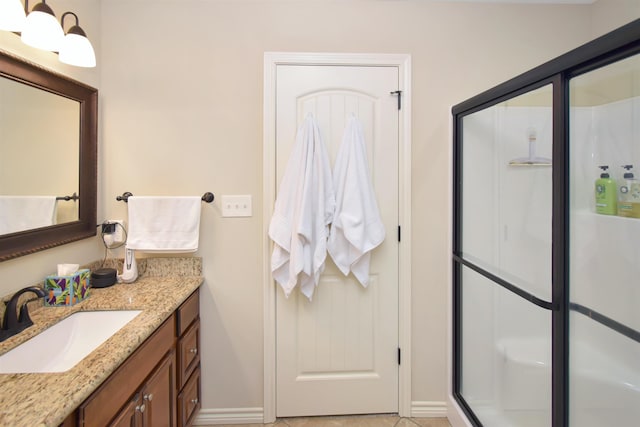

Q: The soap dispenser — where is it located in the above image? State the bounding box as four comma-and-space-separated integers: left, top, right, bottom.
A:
617, 165, 640, 218
595, 165, 617, 215
118, 247, 138, 283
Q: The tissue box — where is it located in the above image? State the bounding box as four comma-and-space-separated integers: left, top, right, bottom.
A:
44, 269, 91, 306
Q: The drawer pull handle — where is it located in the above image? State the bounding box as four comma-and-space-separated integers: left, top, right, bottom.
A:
189, 348, 198, 354
191, 398, 199, 405
144, 393, 153, 401
136, 403, 146, 413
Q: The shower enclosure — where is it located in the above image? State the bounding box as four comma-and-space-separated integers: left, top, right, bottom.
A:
451, 20, 640, 427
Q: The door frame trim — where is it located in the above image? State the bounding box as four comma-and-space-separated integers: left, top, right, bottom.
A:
262, 52, 412, 423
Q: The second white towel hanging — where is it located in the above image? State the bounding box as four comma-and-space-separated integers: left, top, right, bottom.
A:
328, 114, 385, 287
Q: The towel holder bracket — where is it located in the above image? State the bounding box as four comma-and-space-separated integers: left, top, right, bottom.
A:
116, 192, 134, 202
56, 192, 79, 201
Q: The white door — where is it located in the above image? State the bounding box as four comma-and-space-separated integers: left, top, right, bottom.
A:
274, 64, 400, 417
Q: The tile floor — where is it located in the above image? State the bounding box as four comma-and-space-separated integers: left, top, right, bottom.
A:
205, 414, 451, 427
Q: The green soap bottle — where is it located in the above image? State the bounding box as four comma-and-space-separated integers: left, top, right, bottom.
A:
595, 165, 617, 215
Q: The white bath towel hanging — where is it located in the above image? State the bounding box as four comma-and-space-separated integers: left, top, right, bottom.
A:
0, 196, 57, 234
126, 196, 202, 252
269, 113, 335, 300
328, 115, 385, 287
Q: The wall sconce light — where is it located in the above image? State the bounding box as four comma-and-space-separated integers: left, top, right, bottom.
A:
0, 0, 96, 68
0, 0, 27, 32
59, 12, 96, 68
20, 0, 64, 52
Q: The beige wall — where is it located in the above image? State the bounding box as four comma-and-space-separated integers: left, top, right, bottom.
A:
591, 0, 640, 38
1, 0, 638, 417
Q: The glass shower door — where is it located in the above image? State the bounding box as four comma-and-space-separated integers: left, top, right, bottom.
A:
452, 20, 640, 427
455, 84, 554, 427
568, 52, 640, 427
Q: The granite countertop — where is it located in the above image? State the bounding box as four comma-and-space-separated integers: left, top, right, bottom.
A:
0, 257, 203, 427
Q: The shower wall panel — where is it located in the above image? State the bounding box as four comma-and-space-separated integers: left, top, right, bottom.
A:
570, 96, 640, 332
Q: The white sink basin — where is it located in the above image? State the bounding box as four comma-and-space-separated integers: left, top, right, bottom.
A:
0, 310, 142, 374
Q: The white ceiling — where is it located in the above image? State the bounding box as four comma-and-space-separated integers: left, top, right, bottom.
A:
431, 0, 595, 4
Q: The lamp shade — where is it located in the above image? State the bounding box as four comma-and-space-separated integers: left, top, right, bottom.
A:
59, 25, 96, 67
0, 0, 27, 32
20, 1, 64, 52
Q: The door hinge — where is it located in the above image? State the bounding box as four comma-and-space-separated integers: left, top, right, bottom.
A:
397, 225, 401, 242
390, 90, 402, 110
398, 348, 401, 365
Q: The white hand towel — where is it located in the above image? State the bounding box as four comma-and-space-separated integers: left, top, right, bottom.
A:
328, 115, 385, 287
127, 196, 201, 252
269, 113, 335, 300
0, 196, 57, 234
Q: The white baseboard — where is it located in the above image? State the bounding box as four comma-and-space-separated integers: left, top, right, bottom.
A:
194, 403, 446, 424
411, 401, 448, 418
193, 407, 264, 425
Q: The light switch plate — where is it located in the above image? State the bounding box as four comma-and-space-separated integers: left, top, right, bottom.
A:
221, 195, 252, 217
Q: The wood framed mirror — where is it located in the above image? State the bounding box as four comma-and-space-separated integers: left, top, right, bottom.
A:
0, 50, 97, 261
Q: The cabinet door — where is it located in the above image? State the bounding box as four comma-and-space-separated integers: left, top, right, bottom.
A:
109, 395, 143, 427
141, 350, 176, 427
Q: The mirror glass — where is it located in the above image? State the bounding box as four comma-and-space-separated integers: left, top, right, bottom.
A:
0, 78, 80, 234
0, 50, 97, 261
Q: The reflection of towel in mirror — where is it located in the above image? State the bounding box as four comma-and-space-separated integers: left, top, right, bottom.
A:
328, 115, 385, 287
126, 196, 201, 252
269, 113, 335, 300
0, 196, 57, 234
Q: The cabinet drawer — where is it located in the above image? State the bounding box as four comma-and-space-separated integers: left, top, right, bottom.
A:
177, 290, 199, 336
177, 319, 200, 389
177, 367, 201, 427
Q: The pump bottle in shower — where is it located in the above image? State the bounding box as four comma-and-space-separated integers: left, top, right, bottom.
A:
617, 165, 640, 218
595, 166, 617, 215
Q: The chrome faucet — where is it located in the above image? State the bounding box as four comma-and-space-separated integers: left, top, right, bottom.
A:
1, 286, 46, 342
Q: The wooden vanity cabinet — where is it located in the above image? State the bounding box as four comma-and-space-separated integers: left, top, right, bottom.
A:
63, 289, 201, 427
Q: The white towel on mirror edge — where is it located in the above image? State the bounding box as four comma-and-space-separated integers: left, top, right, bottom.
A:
269, 113, 335, 301
126, 196, 201, 252
0, 196, 57, 235
328, 115, 385, 287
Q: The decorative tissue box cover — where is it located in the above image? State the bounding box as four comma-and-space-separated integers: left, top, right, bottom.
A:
44, 269, 90, 306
